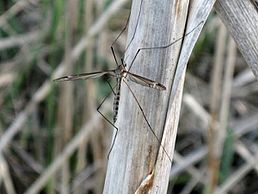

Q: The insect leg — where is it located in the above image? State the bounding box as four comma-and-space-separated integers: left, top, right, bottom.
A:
123, 79, 172, 163
123, 0, 144, 54
110, 2, 131, 67
106, 79, 116, 95
126, 21, 204, 73
96, 81, 119, 159
110, 0, 144, 66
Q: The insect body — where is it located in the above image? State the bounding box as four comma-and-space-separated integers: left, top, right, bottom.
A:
54, 0, 203, 160
54, 63, 166, 123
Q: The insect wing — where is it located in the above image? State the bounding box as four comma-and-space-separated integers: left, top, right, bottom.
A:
126, 72, 166, 90
54, 70, 116, 82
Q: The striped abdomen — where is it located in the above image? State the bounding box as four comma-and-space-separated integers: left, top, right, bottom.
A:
113, 77, 122, 123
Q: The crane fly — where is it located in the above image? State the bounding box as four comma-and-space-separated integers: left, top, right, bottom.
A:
54, 56, 167, 159
53, 64, 165, 91
54, 62, 166, 123
54, 0, 203, 161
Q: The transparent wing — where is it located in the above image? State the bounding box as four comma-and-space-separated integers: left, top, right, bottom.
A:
126, 72, 166, 90
54, 70, 116, 82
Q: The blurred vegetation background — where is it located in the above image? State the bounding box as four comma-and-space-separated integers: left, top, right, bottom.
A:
0, 0, 258, 194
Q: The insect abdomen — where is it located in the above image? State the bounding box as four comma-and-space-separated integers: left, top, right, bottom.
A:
113, 78, 121, 123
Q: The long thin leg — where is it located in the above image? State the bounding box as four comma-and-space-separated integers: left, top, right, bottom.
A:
126, 21, 204, 73
97, 106, 118, 159
110, 0, 144, 66
123, 0, 144, 54
106, 79, 116, 95
96, 81, 118, 159
123, 79, 172, 163
110, 1, 131, 67
111, 47, 119, 67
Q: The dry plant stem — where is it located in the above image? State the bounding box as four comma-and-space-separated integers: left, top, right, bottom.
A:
0, 31, 40, 50
207, 21, 226, 193
183, 93, 215, 130
23, 111, 107, 194
0, 73, 15, 87
219, 37, 236, 134
170, 147, 208, 178
219, 141, 258, 192
75, 0, 95, 187
181, 94, 258, 192
215, 0, 258, 79
215, 154, 258, 194
185, 92, 258, 136
173, 152, 203, 181
234, 112, 258, 138
71, 161, 104, 192
90, 1, 107, 193
0, 155, 16, 194
11, 143, 43, 173
59, 1, 78, 193
233, 68, 256, 87
103, 0, 215, 193
79, 0, 102, 193
235, 141, 258, 173
0, 0, 129, 153
179, 177, 200, 194
208, 27, 236, 194
214, 36, 236, 191
0, 0, 40, 27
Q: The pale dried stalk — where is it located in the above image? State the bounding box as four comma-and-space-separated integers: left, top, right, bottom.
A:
0, 0, 40, 27
83, 0, 95, 125
0, 73, 15, 87
75, 0, 95, 193
183, 93, 258, 192
184, 93, 258, 140
207, 21, 227, 193
221, 141, 258, 192
88, 2, 108, 194
0, 0, 129, 153
183, 93, 216, 130
233, 69, 256, 87
219, 37, 236, 139
0, 31, 40, 50
235, 141, 258, 173
170, 147, 208, 178
103, 0, 215, 193
72, 161, 104, 192
75, 0, 95, 187
215, 0, 258, 79
207, 26, 237, 193
215, 156, 257, 194
234, 112, 258, 138
11, 143, 43, 173
0, 154, 16, 194
179, 177, 200, 194
58, 1, 78, 193
23, 109, 109, 194
173, 151, 203, 180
